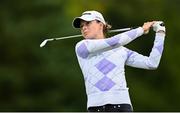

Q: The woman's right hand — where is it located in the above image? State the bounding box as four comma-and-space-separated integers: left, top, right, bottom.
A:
142, 21, 155, 34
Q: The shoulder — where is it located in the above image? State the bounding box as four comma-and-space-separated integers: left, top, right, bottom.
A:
75, 40, 89, 59
121, 47, 134, 58
75, 40, 86, 50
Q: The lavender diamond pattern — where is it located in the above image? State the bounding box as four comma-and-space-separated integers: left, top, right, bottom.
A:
77, 43, 89, 58
106, 37, 120, 46
127, 50, 134, 59
95, 76, 115, 91
125, 29, 137, 40
95, 58, 116, 75
155, 45, 163, 54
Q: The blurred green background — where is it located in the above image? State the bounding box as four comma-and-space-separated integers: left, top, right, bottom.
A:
0, 0, 180, 111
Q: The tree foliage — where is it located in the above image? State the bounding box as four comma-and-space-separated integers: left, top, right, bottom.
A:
0, 0, 180, 111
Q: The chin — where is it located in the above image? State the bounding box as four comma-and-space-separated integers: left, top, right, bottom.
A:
84, 35, 93, 39
85, 37, 94, 39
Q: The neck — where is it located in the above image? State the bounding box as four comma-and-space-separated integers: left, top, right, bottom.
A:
95, 32, 105, 39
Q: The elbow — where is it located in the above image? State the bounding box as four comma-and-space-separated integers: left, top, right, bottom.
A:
147, 62, 159, 70
148, 66, 158, 70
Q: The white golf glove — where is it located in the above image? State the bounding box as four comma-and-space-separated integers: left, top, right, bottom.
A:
153, 21, 166, 33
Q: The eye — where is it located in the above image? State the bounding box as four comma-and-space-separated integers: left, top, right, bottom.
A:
80, 21, 85, 28
80, 21, 92, 29
80, 24, 83, 28
86, 21, 91, 25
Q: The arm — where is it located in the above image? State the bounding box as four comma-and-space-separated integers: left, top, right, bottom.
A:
125, 32, 165, 69
76, 27, 144, 58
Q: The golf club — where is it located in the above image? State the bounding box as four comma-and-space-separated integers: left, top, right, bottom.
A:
40, 27, 133, 47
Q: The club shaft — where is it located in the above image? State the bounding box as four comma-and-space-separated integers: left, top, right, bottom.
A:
53, 34, 82, 40
40, 27, 134, 47
109, 28, 132, 33
53, 27, 132, 40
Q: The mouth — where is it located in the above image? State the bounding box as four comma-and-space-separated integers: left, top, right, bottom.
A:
83, 31, 88, 37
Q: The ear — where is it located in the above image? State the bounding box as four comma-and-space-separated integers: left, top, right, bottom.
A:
99, 22, 104, 30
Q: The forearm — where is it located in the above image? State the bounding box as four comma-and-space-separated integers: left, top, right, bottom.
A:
76, 27, 144, 58
104, 27, 144, 48
125, 32, 165, 69
147, 32, 165, 69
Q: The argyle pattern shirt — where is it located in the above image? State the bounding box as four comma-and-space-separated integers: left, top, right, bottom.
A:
75, 27, 165, 108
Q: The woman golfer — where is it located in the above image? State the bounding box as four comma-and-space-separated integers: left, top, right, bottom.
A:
73, 10, 166, 112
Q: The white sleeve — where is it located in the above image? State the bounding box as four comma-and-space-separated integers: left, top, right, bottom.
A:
75, 27, 144, 59
125, 33, 165, 69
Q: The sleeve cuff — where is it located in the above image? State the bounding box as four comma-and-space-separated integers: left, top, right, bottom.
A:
155, 32, 165, 42
137, 27, 144, 36
156, 32, 166, 37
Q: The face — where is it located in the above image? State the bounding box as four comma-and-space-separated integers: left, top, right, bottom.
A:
80, 20, 104, 39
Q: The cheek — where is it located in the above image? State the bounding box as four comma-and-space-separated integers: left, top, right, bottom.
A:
94, 24, 102, 32
91, 25, 100, 32
99, 24, 103, 31
80, 29, 83, 34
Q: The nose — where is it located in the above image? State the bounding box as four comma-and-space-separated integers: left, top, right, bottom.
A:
81, 25, 88, 34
